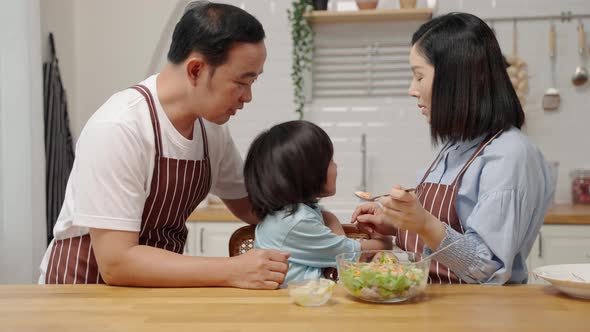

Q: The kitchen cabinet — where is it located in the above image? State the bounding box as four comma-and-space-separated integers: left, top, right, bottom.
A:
184, 222, 244, 257
527, 224, 590, 284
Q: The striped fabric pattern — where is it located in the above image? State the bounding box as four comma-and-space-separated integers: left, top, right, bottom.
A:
45, 84, 212, 284
43, 33, 75, 245
395, 131, 502, 284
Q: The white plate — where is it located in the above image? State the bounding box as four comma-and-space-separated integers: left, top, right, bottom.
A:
533, 264, 590, 300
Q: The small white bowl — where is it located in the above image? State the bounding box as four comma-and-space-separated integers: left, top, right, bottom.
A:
288, 278, 335, 306
533, 264, 590, 300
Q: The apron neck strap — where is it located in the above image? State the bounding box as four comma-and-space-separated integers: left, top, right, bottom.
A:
450, 130, 503, 186
130, 85, 163, 157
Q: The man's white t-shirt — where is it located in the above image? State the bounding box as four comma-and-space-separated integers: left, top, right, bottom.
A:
38, 74, 247, 282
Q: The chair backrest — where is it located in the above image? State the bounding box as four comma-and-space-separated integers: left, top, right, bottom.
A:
228, 224, 369, 257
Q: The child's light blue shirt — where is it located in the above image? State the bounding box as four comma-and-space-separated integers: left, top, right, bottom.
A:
254, 203, 360, 287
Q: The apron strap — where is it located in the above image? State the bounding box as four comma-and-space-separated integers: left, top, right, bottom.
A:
132, 85, 210, 160
451, 130, 503, 186
131, 85, 163, 157
197, 118, 209, 159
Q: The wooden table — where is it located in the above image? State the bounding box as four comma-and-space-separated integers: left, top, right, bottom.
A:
1, 285, 588, 331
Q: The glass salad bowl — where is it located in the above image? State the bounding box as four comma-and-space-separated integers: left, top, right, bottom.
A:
336, 250, 429, 303
287, 278, 335, 306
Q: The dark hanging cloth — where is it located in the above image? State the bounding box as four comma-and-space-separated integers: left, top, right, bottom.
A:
43, 33, 75, 245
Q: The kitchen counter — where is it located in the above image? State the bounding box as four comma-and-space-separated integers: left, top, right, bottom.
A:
543, 204, 590, 225
1, 284, 587, 331
188, 204, 240, 222
188, 203, 590, 225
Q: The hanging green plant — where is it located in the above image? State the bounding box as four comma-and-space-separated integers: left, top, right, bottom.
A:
287, 0, 314, 119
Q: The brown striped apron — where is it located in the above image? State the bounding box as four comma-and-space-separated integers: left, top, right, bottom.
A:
45, 84, 212, 284
396, 131, 502, 284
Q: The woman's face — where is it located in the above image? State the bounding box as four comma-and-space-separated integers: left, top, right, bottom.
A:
408, 45, 435, 123
321, 159, 337, 197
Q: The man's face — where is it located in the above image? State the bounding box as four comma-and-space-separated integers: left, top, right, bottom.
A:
195, 42, 266, 124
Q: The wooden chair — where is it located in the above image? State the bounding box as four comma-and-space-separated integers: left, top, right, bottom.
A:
228, 224, 369, 257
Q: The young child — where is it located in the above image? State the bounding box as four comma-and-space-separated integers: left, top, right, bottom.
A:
244, 120, 392, 286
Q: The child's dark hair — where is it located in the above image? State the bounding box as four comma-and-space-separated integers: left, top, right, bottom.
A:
244, 120, 334, 219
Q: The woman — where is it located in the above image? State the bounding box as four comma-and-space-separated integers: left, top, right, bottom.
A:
352, 13, 554, 285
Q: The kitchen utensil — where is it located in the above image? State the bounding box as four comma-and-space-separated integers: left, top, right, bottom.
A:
354, 188, 416, 201
415, 238, 463, 264
572, 273, 587, 282
572, 22, 588, 86
543, 23, 561, 111
506, 19, 528, 104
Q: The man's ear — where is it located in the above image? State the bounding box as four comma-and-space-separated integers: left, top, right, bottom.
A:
186, 57, 206, 86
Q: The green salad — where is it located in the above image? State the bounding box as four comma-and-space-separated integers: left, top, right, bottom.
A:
339, 252, 426, 301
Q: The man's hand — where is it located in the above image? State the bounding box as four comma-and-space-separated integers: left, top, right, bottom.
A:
227, 249, 290, 289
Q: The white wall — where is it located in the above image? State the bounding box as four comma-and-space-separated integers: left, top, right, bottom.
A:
40, 0, 76, 131
38, 0, 590, 222
0, 0, 46, 283
41, 0, 178, 143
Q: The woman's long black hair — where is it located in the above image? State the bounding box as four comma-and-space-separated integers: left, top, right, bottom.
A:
412, 12, 525, 143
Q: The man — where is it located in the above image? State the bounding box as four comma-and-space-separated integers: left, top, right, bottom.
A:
40, 1, 289, 289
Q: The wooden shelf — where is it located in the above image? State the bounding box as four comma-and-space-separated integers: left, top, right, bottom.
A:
304, 8, 432, 24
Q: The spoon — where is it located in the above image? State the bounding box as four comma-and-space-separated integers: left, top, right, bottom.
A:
572, 22, 588, 86
571, 273, 587, 283
414, 238, 463, 264
543, 23, 560, 111
354, 189, 415, 201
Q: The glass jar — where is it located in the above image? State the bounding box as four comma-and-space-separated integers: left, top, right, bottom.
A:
570, 169, 590, 205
